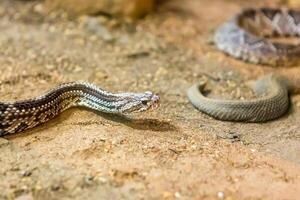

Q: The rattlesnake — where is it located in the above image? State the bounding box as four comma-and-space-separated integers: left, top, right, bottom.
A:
214, 8, 300, 66
0, 82, 159, 136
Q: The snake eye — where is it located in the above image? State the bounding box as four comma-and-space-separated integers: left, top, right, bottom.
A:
141, 100, 148, 105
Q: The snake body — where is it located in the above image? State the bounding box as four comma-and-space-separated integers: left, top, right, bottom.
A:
214, 8, 300, 66
0, 82, 159, 136
187, 74, 290, 122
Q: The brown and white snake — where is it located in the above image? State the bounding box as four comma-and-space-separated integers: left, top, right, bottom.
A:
0, 82, 159, 136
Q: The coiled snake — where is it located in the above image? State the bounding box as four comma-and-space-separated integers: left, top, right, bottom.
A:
188, 8, 300, 122
214, 8, 300, 66
0, 82, 159, 136
188, 74, 292, 122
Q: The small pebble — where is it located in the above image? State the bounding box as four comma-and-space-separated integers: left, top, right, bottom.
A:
217, 191, 224, 199
174, 192, 181, 198
98, 177, 107, 183
83, 17, 114, 42
51, 184, 60, 191
84, 175, 94, 185
33, 3, 43, 14
20, 170, 32, 177
45, 64, 55, 70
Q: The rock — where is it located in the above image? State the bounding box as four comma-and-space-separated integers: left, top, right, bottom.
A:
43, 0, 155, 19
20, 170, 32, 177
82, 16, 114, 42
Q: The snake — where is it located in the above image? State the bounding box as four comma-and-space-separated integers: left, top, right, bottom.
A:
214, 7, 300, 66
187, 8, 300, 122
0, 82, 159, 136
187, 73, 292, 122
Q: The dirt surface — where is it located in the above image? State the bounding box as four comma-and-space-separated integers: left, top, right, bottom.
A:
0, 0, 300, 199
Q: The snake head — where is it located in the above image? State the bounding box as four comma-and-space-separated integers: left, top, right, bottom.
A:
120, 91, 160, 113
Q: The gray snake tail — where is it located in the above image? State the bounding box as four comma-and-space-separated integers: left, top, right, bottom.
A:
0, 82, 159, 136
214, 8, 300, 66
187, 74, 290, 122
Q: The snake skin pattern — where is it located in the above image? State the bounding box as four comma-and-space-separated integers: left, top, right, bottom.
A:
214, 8, 300, 66
0, 82, 159, 136
187, 74, 290, 122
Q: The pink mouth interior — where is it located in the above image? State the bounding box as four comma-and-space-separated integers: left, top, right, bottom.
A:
150, 95, 160, 109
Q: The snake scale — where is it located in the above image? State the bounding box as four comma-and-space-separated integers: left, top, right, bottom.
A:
187, 74, 291, 122
0, 82, 159, 136
188, 8, 300, 122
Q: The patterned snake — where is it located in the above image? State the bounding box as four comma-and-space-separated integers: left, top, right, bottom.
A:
214, 8, 300, 66
0, 82, 159, 136
188, 8, 300, 122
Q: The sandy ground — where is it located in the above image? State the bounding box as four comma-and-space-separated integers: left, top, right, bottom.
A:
0, 0, 300, 199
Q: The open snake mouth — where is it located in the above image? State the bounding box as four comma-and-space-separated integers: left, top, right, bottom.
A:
138, 94, 160, 112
